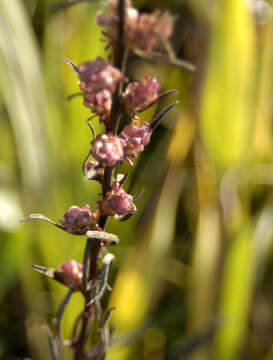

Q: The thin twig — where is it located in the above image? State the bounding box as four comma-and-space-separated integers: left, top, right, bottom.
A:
67, 92, 85, 101
63, 59, 79, 76
151, 100, 179, 131
85, 118, 96, 139
82, 151, 91, 177
20, 213, 65, 231
133, 188, 144, 201
117, 173, 128, 186
55, 289, 74, 345
135, 50, 196, 72
71, 310, 85, 342
32, 264, 67, 286
87, 253, 115, 306
136, 89, 178, 113
42, 325, 61, 360
82, 239, 92, 289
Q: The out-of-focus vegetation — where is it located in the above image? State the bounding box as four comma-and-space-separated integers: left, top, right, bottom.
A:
0, 0, 272, 359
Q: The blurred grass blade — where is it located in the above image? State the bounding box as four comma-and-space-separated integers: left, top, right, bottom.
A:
200, 0, 255, 169
50, 0, 95, 15
214, 226, 254, 360
0, 0, 48, 192
253, 18, 273, 158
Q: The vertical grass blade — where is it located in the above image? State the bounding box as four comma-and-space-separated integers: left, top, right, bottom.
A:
0, 0, 48, 192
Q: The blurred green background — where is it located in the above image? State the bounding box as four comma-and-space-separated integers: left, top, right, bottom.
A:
0, 0, 272, 359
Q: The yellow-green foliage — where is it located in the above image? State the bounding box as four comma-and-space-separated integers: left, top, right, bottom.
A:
0, 0, 272, 359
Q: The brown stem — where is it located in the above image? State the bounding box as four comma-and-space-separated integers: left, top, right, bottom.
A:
73, 2, 127, 358
74, 300, 95, 360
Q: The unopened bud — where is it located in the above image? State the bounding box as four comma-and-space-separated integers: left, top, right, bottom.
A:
83, 89, 112, 124
122, 76, 162, 115
91, 134, 125, 167
119, 120, 152, 160
59, 205, 99, 234
60, 260, 83, 287
98, 182, 136, 216
78, 57, 125, 94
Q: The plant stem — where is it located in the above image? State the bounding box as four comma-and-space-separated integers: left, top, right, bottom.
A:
73, 2, 127, 358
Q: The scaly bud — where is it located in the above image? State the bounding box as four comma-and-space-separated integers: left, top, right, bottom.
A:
84, 89, 112, 124
91, 133, 125, 167
97, 1, 174, 53
59, 260, 83, 287
98, 181, 136, 216
59, 205, 99, 235
119, 120, 152, 161
78, 57, 125, 94
132, 10, 174, 52
122, 76, 162, 115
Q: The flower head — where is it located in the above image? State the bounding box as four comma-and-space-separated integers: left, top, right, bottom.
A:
84, 89, 112, 124
96, 1, 174, 53
119, 120, 152, 161
91, 133, 125, 167
122, 76, 162, 115
78, 57, 125, 94
98, 181, 136, 216
60, 260, 83, 287
96, 0, 138, 45
59, 205, 99, 234
132, 10, 174, 52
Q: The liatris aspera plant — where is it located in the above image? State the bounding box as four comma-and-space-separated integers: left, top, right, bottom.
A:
21, 0, 179, 358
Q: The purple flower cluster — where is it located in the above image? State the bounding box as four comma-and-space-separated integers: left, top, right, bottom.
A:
96, 0, 174, 53
55, 0, 175, 236
78, 57, 124, 93
98, 181, 136, 217
78, 57, 124, 124
90, 120, 152, 167
120, 120, 152, 164
84, 89, 112, 124
90, 133, 125, 167
59, 260, 83, 287
59, 205, 99, 234
122, 76, 162, 116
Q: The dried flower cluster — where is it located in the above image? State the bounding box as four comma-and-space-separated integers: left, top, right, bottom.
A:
22, 0, 177, 358
122, 76, 162, 115
59, 205, 99, 234
97, 0, 174, 52
98, 181, 136, 216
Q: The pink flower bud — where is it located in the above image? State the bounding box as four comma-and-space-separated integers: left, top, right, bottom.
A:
84, 89, 112, 124
78, 57, 125, 94
96, 2, 174, 53
131, 10, 174, 52
96, 1, 138, 44
60, 260, 83, 287
59, 205, 99, 234
154, 12, 174, 40
90, 133, 125, 167
122, 76, 162, 114
98, 182, 136, 216
119, 120, 152, 160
